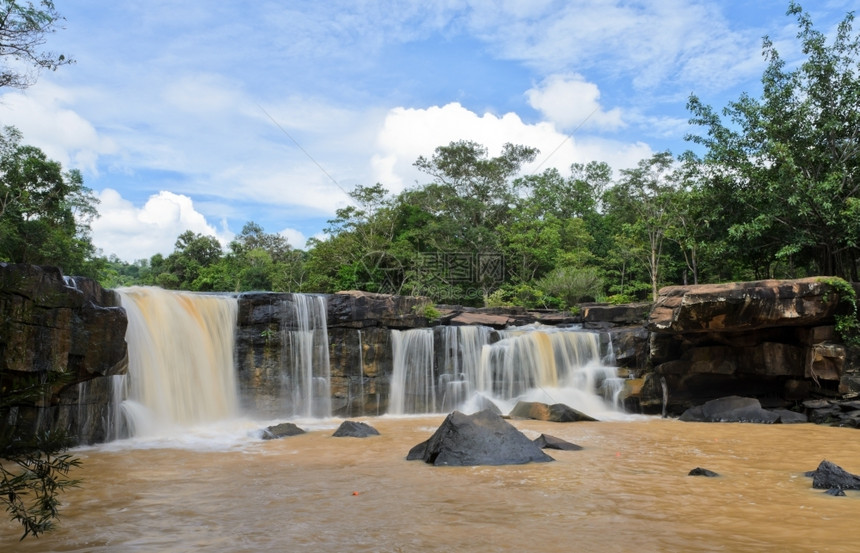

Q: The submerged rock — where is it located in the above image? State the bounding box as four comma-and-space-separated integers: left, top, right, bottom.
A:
808, 460, 860, 490
262, 422, 306, 440
407, 409, 554, 466
678, 396, 780, 423
509, 401, 597, 422
332, 420, 380, 437
688, 467, 719, 477
533, 433, 583, 451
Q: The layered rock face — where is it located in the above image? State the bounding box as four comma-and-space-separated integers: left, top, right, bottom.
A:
0, 263, 128, 444
641, 278, 860, 415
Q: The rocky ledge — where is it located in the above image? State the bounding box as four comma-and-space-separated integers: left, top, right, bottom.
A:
636, 278, 860, 416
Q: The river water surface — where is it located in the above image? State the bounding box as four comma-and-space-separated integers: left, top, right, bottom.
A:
3, 416, 860, 552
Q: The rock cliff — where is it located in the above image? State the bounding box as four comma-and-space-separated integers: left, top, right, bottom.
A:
639, 278, 860, 415
0, 263, 128, 444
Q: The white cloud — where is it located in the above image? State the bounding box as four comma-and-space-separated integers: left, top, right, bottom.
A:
0, 83, 117, 173
372, 102, 647, 192
526, 73, 624, 131
279, 228, 308, 249
91, 189, 229, 262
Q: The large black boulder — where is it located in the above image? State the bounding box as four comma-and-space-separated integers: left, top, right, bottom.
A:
678, 396, 780, 423
332, 420, 380, 437
808, 460, 860, 490
407, 409, 555, 466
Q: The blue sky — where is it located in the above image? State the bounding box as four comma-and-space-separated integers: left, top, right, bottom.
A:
0, 0, 856, 262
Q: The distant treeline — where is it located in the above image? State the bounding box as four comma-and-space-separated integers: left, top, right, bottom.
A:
3, 3, 858, 307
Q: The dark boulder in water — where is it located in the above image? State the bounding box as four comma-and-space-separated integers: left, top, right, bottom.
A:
688, 467, 719, 477
533, 433, 583, 451
407, 409, 555, 466
770, 408, 808, 424
332, 420, 380, 437
808, 460, 860, 490
261, 422, 306, 440
509, 401, 597, 422
679, 396, 780, 424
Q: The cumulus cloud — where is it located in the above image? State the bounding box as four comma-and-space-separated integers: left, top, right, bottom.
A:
371, 102, 646, 192
91, 189, 230, 262
526, 73, 624, 131
0, 83, 117, 173
279, 227, 308, 249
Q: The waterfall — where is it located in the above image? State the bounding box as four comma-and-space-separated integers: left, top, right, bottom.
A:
389, 328, 435, 414
281, 294, 331, 418
117, 287, 239, 435
484, 327, 619, 416
389, 325, 622, 418
437, 326, 493, 411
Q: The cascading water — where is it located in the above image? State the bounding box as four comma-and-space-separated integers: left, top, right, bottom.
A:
481, 327, 621, 417
281, 294, 331, 418
389, 324, 625, 419
437, 325, 493, 411
389, 328, 435, 414
117, 287, 239, 436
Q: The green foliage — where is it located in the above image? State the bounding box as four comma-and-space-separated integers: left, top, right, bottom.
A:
687, 2, 860, 280
1, 374, 81, 540
818, 277, 860, 347
0, 0, 74, 90
534, 266, 604, 309
413, 303, 441, 321
0, 126, 100, 277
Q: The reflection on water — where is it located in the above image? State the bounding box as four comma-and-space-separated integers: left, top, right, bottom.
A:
3, 417, 860, 552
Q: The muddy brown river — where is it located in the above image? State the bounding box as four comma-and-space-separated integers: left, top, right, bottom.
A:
3, 416, 859, 552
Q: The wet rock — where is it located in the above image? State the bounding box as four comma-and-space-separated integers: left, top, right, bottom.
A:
824, 488, 846, 496
332, 420, 380, 437
688, 467, 719, 477
509, 401, 598, 422
809, 460, 860, 490
406, 409, 554, 466
533, 433, 583, 451
679, 396, 780, 423
262, 422, 306, 440
771, 409, 808, 424
470, 394, 502, 415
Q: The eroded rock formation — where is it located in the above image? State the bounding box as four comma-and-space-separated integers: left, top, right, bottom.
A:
639, 278, 860, 415
0, 263, 128, 444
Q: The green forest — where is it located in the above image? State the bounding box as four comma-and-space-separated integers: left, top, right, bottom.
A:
2, 3, 859, 309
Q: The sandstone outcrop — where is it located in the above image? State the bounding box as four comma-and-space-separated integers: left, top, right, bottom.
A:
0, 263, 128, 444
639, 278, 860, 415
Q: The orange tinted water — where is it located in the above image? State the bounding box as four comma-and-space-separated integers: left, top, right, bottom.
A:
3, 417, 859, 553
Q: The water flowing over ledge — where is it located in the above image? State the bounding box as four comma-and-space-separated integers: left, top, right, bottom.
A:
94, 289, 628, 442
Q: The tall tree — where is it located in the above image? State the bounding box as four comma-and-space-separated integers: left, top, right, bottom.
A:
604, 151, 676, 301
687, 2, 860, 280
0, 126, 99, 276
0, 0, 73, 89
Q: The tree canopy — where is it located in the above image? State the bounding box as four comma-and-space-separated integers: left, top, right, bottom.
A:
0, 0, 73, 89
